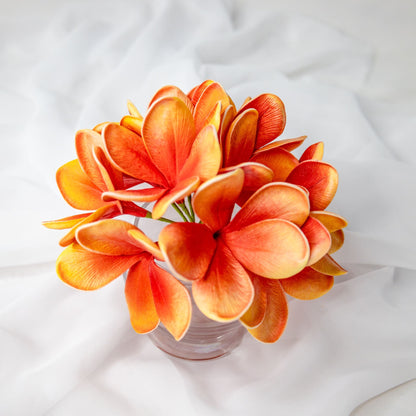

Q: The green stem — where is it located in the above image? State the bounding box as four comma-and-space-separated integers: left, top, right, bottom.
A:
179, 202, 193, 222
172, 203, 188, 222
187, 195, 195, 222
145, 211, 174, 224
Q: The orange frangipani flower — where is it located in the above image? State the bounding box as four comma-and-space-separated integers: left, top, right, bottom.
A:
101, 88, 223, 220
158, 169, 335, 342
56, 219, 192, 340
43, 129, 146, 246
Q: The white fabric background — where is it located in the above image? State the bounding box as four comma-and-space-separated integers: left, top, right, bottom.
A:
1, 0, 415, 414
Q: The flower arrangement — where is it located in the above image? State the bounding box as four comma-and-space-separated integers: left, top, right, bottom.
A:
44, 80, 347, 344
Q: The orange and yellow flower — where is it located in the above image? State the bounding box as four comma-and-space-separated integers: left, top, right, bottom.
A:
57, 219, 191, 340
45, 80, 348, 344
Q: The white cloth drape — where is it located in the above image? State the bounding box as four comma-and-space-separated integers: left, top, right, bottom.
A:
1, 0, 415, 414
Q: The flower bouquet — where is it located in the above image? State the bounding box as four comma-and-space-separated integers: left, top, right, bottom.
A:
44, 80, 347, 356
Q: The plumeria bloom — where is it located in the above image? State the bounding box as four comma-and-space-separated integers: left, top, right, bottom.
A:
43, 129, 146, 246
56, 219, 191, 340
159, 169, 334, 342
101, 88, 223, 219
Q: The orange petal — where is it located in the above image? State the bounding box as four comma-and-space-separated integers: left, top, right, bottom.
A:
75, 129, 107, 190
120, 115, 143, 136
152, 176, 200, 219
127, 100, 143, 118
250, 147, 299, 181
301, 216, 332, 265
58, 204, 119, 247
220, 162, 274, 206
300, 142, 324, 162
187, 80, 215, 105
254, 136, 306, 153
42, 213, 91, 230
192, 169, 244, 232
159, 223, 216, 282
149, 262, 192, 341
125, 259, 160, 334
228, 182, 310, 231
103, 123, 167, 186
223, 219, 310, 279
238, 94, 286, 149
178, 124, 221, 183
223, 109, 258, 167
148, 85, 194, 113
93, 122, 111, 134
192, 240, 254, 322
240, 272, 267, 328
309, 211, 348, 232
287, 161, 338, 210
76, 219, 143, 256
219, 104, 237, 147
193, 82, 231, 133
329, 229, 344, 254
281, 267, 334, 300
203, 101, 222, 131
102, 187, 166, 203
310, 254, 347, 276
247, 279, 288, 343
56, 159, 108, 210
127, 229, 163, 261
241, 96, 252, 107
56, 243, 141, 290
142, 97, 196, 186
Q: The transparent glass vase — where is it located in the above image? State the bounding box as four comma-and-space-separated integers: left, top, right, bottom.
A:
148, 281, 246, 360
127, 205, 246, 360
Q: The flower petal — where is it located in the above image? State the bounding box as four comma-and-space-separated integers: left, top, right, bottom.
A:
228, 182, 310, 231
148, 85, 194, 113
149, 262, 192, 341
250, 147, 299, 181
187, 80, 214, 105
56, 243, 141, 290
309, 211, 348, 232
238, 94, 286, 149
223, 219, 310, 279
125, 258, 160, 334
103, 123, 167, 186
310, 254, 347, 276
42, 213, 91, 230
254, 136, 306, 153
281, 267, 334, 300
127, 100, 143, 118
220, 162, 274, 206
299, 142, 324, 162
58, 205, 119, 247
328, 229, 344, 254
223, 109, 258, 167
127, 229, 163, 261
192, 169, 244, 233
287, 161, 338, 210
120, 115, 143, 136
247, 279, 288, 343
178, 124, 221, 183
203, 101, 222, 131
56, 159, 108, 210
240, 272, 267, 328
142, 97, 196, 186
193, 82, 231, 133
159, 223, 216, 282
152, 176, 200, 219
301, 216, 332, 265
219, 104, 237, 146
102, 187, 167, 203
192, 240, 254, 322
76, 219, 143, 256
75, 129, 107, 190
93, 122, 111, 134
